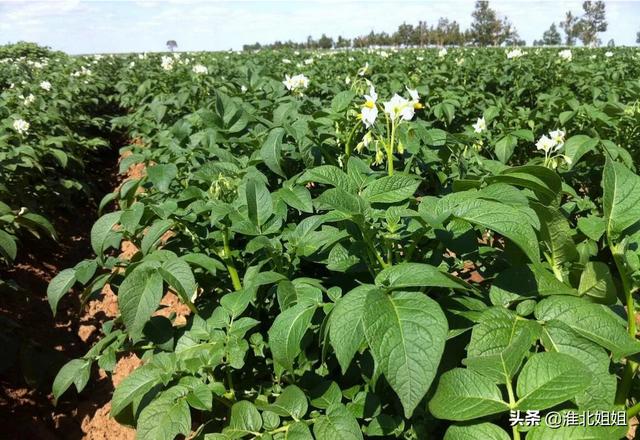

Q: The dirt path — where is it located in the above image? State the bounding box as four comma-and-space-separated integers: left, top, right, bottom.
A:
0, 140, 136, 439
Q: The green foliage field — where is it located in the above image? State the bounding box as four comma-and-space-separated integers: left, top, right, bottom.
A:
2, 45, 640, 439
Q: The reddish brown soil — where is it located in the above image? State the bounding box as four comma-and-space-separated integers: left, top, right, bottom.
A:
0, 145, 135, 439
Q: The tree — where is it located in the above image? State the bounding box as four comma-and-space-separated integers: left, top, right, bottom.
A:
335, 35, 351, 48
577, 1, 607, 47
394, 22, 415, 46
500, 18, 524, 46
470, 1, 503, 46
166, 40, 177, 52
318, 34, 334, 49
540, 23, 562, 45
560, 11, 580, 46
637, 30, 640, 44
607, 39, 615, 47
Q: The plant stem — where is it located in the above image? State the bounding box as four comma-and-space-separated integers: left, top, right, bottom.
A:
386, 120, 397, 176
610, 242, 639, 405
627, 401, 640, 418
506, 377, 520, 440
222, 227, 242, 291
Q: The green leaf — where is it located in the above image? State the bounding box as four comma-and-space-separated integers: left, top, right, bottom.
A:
577, 215, 605, 242
159, 257, 197, 305
300, 165, 357, 192
535, 296, 640, 358
452, 198, 540, 261
444, 423, 510, 440
563, 135, 598, 169
147, 163, 178, 193
0, 229, 17, 261
286, 422, 314, 439
137, 386, 191, 440
463, 307, 536, 383
603, 159, 640, 239
375, 263, 471, 291
515, 352, 591, 410
47, 268, 76, 315
331, 90, 355, 113
361, 174, 419, 203
260, 127, 286, 177
90, 211, 121, 255
141, 219, 173, 255
118, 267, 163, 341
268, 303, 316, 370
52, 358, 88, 402
310, 382, 342, 409
246, 179, 273, 227
111, 364, 162, 416
578, 261, 616, 304
268, 385, 308, 419
533, 203, 578, 269
277, 186, 313, 213
328, 285, 371, 373
227, 400, 262, 435
487, 166, 561, 205
495, 134, 517, 163
316, 187, 367, 215
527, 423, 628, 440
363, 290, 448, 417
313, 404, 363, 440
428, 368, 509, 421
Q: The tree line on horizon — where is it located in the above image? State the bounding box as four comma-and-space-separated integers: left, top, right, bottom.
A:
243, 1, 619, 51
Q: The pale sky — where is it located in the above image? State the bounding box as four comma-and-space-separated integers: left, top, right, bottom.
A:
0, 0, 639, 54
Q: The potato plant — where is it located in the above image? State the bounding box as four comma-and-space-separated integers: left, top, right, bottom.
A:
42, 47, 640, 439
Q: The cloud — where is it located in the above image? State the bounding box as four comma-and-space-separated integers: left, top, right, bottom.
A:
0, 0, 637, 53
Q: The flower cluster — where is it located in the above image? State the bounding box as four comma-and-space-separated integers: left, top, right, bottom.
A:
161, 56, 174, 71
192, 64, 208, 74
21, 94, 35, 106
536, 129, 570, 168
283, 74, 309, 94
558, 49, 572, 61
40, 80, 52, 91
13, 119, 29, 135
71, 66, 92, 77
354, 84, 423, 173
472, 116, 486, 134
438, 48, 448, 58
506, 48, 525, 59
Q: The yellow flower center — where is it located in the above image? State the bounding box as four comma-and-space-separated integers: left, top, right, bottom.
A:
364, 100, 375, 109
414, 102, 424, 110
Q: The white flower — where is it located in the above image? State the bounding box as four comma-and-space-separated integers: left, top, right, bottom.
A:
358, 62, 369, 76
13, 119, 29, 134
240, 85, 248, 93
363, 131, 373, 147
416, 56, 424, 61
535, 135, 558, 153
192, 64, 208, 74
605, 51, 613, 57
456, 57, 465, 66
360, 85, 378, 128
304, 58, 314, 65
473, 117, 486, 134
129, 61, 135, 68
283, 74, 309, 93
344, 76, 351, 85
161, 56, 174, 71
39, 81, 51, 91
549, 129, 565, 146
438, 48, 447, 57
558, 49, 572, 61
23, 94, 35, 106
282, 58, 291, 64
406, 87, 423, 110
383, 94, 414, 121
506, 48, 525, 59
